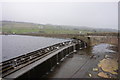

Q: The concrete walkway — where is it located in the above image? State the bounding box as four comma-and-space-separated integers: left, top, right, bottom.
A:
46, 44, 118, 78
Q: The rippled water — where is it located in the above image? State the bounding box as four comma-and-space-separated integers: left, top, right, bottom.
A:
1, 35, 70, 62
92, 43, 116, 54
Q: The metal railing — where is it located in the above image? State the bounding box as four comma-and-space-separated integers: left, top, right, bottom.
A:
0, 40, 82, 77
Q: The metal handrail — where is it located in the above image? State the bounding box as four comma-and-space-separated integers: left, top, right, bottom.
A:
1, 40, 82, 77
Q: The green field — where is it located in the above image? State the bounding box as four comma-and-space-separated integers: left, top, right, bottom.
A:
2, 21, 91, 34
2, 27, 84, 34
1, 21, 117, 34
2, 27, 39, 34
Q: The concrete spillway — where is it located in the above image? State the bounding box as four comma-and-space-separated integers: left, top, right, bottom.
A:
1, 39, 87, 79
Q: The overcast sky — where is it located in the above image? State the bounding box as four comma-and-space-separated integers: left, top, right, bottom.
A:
1, 2, 118, 29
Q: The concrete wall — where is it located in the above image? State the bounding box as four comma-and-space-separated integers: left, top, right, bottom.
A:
88, 36, 118, 46
15, 43, 83, 79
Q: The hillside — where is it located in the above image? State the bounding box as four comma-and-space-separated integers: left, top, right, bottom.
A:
1, 21, 118, 34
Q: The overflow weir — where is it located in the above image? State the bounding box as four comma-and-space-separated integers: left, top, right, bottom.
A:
0, 39, 87, 79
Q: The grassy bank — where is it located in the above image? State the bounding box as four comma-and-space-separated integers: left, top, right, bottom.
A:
2, 21, 118, 35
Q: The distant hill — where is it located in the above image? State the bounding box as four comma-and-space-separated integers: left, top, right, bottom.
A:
1, 21, 118, 34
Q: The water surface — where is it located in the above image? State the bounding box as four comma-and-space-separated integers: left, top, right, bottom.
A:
1, 35, 70, 62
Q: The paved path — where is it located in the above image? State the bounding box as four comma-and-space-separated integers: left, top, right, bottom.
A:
46, 44, 118, 78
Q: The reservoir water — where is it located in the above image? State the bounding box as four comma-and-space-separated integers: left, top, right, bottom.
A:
1, 35, 70, 62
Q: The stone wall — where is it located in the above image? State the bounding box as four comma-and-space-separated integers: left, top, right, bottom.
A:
88, 36, 118, 46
